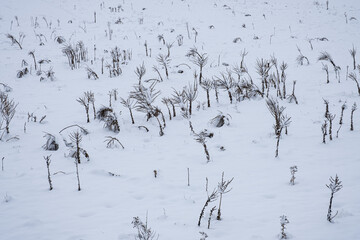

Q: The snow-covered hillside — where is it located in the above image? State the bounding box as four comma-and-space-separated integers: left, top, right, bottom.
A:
1, 0, 360, 239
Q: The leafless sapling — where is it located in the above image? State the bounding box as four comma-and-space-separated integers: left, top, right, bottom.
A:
135, 62, 146, 85
349, 45, 357, 70
184, 81, 198, 115
280, 62, 288, 99
318, 52, 341, 80
85, 91, 96, 120
28, 50, 37, 71
217, 172, 234, 220
326, 113, 335, 141
336, 102, 346, 137
86, 67, 99, 80
198, 188, 218, 226
77, 94, 90, 123
130, 83, 164, 136
287, 81, 298, 104
266, 98, 291, 157
256, 58, 271, 95
348, 72, 360, 96
0, 95, 18, 134
120, 97, 135, 124
104, 136, 124, 149
132, 215, 158, 240
321, 120, 328, 143
69, 131, 89, 164
200, 79, 213, 107
152, 66, 164, 82
280, 215, 290, 239
191, 123, 213, 163
207, 206, 217, 229
289, 166, 298, 185
214, 71, 234, 104
322, 64, 330, 84
186, 48, 208, 84
166, 42, 174, 58
6, 33, 25, 50
161, 98, 172, 120
157, 54, 171, 79
44, 155, 53, 190
323, 99, 329, 118
350, 102, 357, 131
326, 175, 343, 222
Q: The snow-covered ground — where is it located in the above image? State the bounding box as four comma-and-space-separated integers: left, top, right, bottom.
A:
1, 0, 360, 239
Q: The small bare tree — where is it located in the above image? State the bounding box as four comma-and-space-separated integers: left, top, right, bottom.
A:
85, 91, 96, 120
266, 98, 291, 157
198, 188, 218, 227
69, 131, 84, 191
326, 113, 335, 140
191, 122, 213, 163
120, 97, 135, 124
318, 52, 341, 80
350, 102, 357, 131
321, 120, 328, 144
326, 175, 342, 222
348, 72, 360, 96
289, 166, 298, 185
217, 172, 234, 220
186, 48, 208, 84
280, 215, 290, 239
157, 54, 171, 79
7, 33, 25, 50
0, 95, 18, 134
200, 79, 213, 107
349, 45, 357, 70
336, 102, 347, 137
214, 71, 235, 104
44, 155, 53, 190
135, 62, 146, 85
77, 94, 90, 123
184, 81, 198, 115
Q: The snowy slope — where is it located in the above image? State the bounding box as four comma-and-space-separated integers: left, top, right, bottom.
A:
0, 0, 360, 239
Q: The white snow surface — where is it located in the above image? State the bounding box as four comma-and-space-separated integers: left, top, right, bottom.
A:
0, 0, 360, 239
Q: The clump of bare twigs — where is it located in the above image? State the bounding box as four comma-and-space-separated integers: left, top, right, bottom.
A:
183, 81, 198, 115
42, 133, 59, 151
132, 215, 158, 240
214, 70, 235, 104
104, 136, 124, 149
130, 83, 165, 136
326, 175, 342, 222
7, 33, 25, 49
0, 93, 18, 134
296, 46, 309, 65
96, 106, 120, 133
86, 67, 99, 80
266, 97, 291, 157
287, 81, 298, 104
210, 112, 231, 127
321, 120, 328, 144
318, 51, 341, 80
348, 71, 360, 96
69, 131, 90, 164
120, 97, 135, 124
